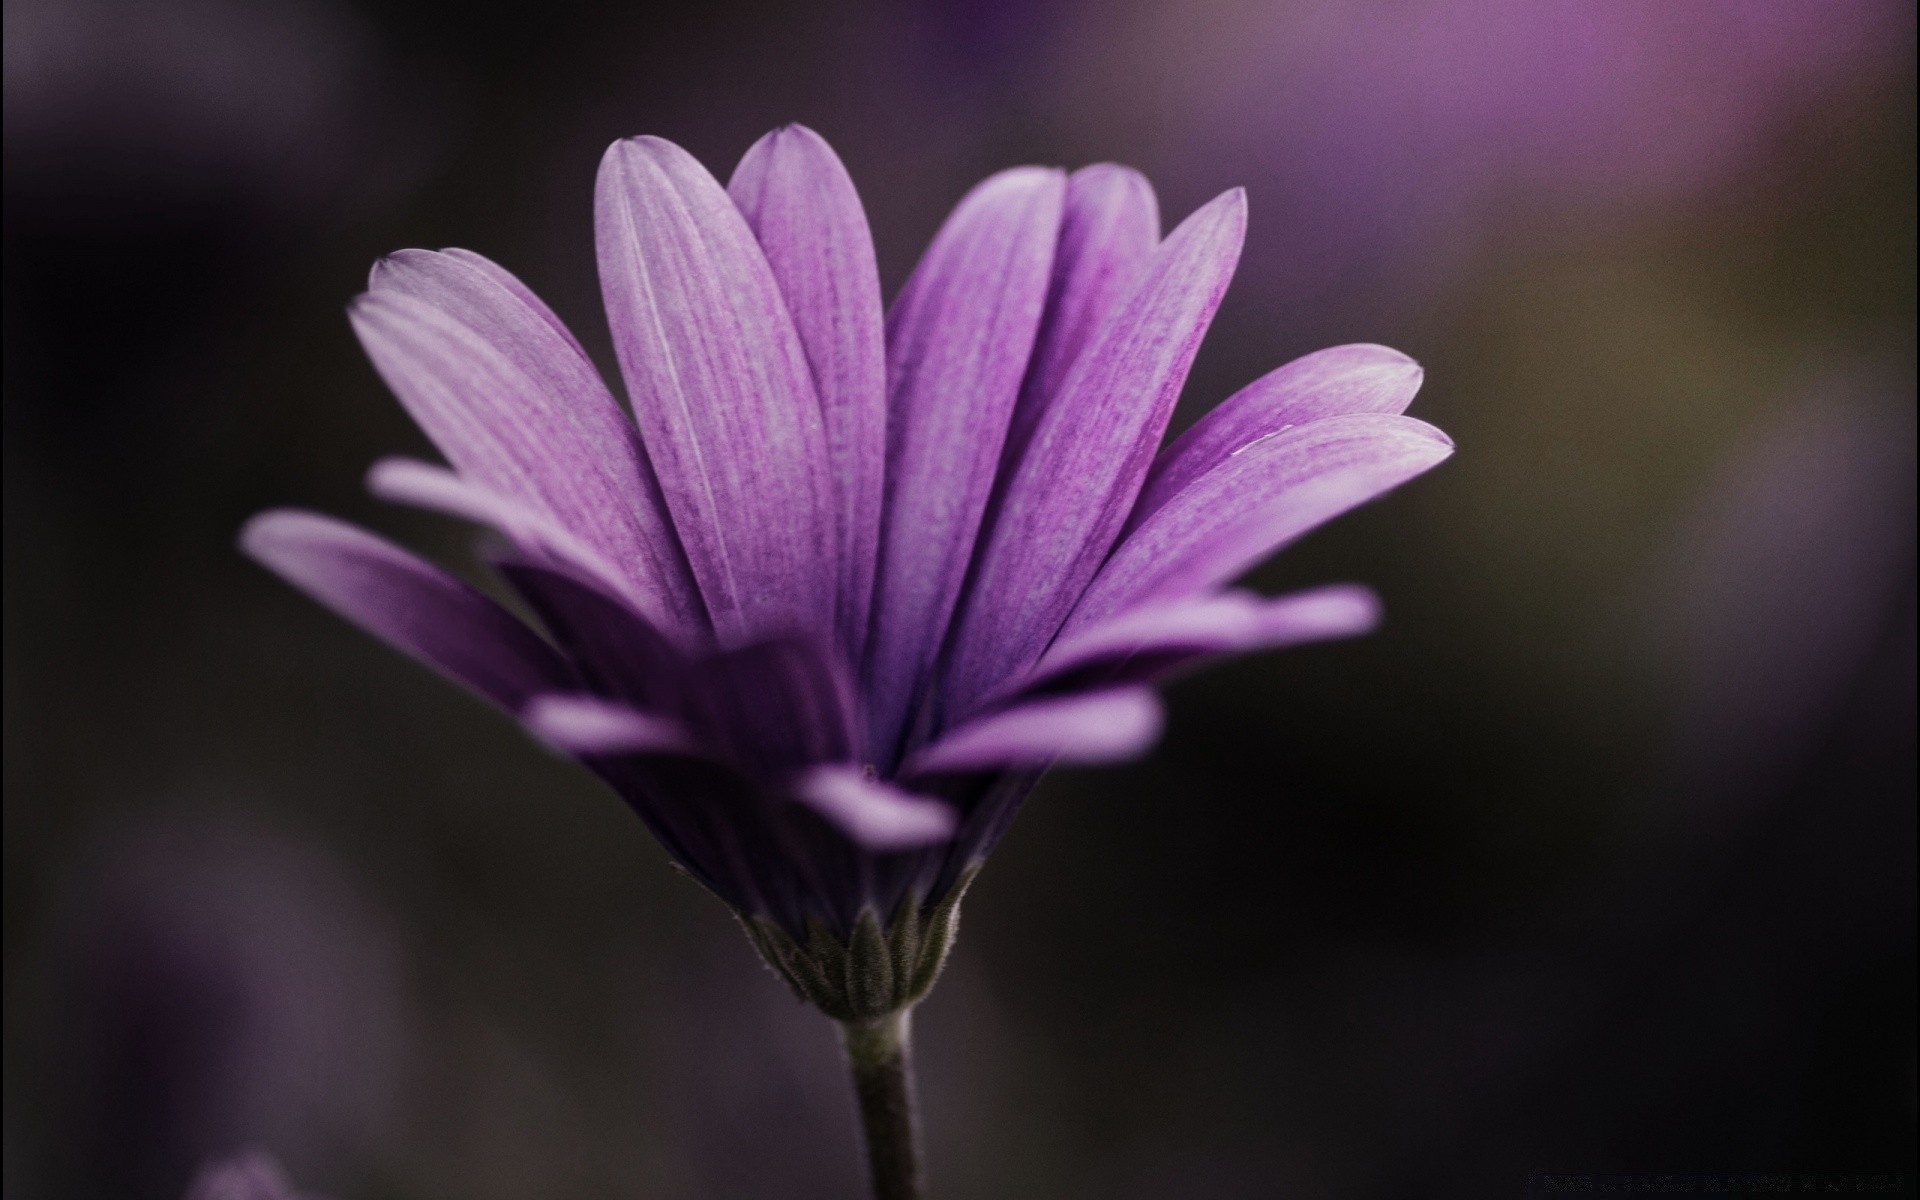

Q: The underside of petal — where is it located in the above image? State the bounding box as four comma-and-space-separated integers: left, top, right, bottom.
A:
522, 693, 698, 756
1012, 585, 1382, 697
366, 457, 692, 634
794, 765, 957, 851
494, 560, 688, 711
907, 687, 1164, 774
240, 509, 572, 711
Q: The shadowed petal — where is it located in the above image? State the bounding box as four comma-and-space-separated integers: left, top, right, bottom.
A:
729, 125, 887, 656
1002, 164, 1161, 465
684, 636, 858, 771
240, 510, 571, 711
595, 135, 835, 643
908, 688, 1164, 774
795, 765, 957, 850
1132, 343, 1424, 531
865, 166, 1066, 761
523, 694, 698, 756
349, 274, 699, 628
1067, 413, 1452, 632
366, 457, 681, 629
945, 189, 1246, 713
495, 560, 687, 711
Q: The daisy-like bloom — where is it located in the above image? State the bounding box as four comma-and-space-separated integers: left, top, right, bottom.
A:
242, 126, 1449, 1197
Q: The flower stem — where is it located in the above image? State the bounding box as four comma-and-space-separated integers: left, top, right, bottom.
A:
840, 1009, 926, 1200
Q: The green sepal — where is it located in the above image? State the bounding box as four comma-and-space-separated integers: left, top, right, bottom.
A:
737, 865, 981, 1021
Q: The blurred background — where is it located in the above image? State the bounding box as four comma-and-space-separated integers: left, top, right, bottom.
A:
4, 0, 1913, 1195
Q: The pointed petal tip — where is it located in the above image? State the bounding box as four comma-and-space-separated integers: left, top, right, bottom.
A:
1165, 185, 1247, 249
1347, 344, 1425, 396
1408, 415, 1455, 453
769, 121, 828, 147
366, 247, 430, 290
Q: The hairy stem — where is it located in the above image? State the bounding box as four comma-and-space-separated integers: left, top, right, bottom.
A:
840, 1009, 925, 1200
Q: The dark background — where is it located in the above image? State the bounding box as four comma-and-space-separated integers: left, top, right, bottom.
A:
4, 0, 1914, 1196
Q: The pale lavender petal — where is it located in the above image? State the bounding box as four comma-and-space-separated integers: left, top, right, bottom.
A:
240, 510, 571, 711
595, 135, 835, 643
366, 457, 677, 627
794, 765, 957, 850
1010, 585, 1382, 697
435, 246, 591, 356
729, 125, 887, 655
1245, 583, 1383, 644
350, 267, 699, 628
907, 688, 1164, 774
1012, 591, 1267, 690
944, 190, 1246, 712
1067, 413, 1452, 631
1132, 343, 1424, 530
864, 166, 1066, 760
522, 694, 698, 756
1002, 164, 1161, 464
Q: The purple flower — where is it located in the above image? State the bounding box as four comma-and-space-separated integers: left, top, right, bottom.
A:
241, 126, 1449, 1010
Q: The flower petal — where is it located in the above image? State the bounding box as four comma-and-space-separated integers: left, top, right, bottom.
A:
431, 246, 593, 356
240, 509, 570, 711
1066, 413, 1452, 631
1014, 585, 1381, 695
366, 456, 678, 628
1002, 164, 1161, 465
522, 693, 698, 756
494, 560, 687, 711
682, 636, 858, 772
794, 765, 957, 851
595, 135, 835, 643
1015, 591, 1265, 688
729, 125, 887, 656
907, 688, 1164, 774
352, 258, 699, 628
864, 166, 1066, 760
944, 189, 1246, 713
1132, 343, 1424, 530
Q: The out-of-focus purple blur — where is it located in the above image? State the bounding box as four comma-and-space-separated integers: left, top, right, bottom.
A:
5, 0, 1911, 1196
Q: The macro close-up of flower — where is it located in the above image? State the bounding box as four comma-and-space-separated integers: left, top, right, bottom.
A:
6, 2, 1910, 1198
239, 125, 1448, 1192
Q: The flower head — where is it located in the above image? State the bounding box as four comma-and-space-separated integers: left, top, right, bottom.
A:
242, 126, 1450, 1015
